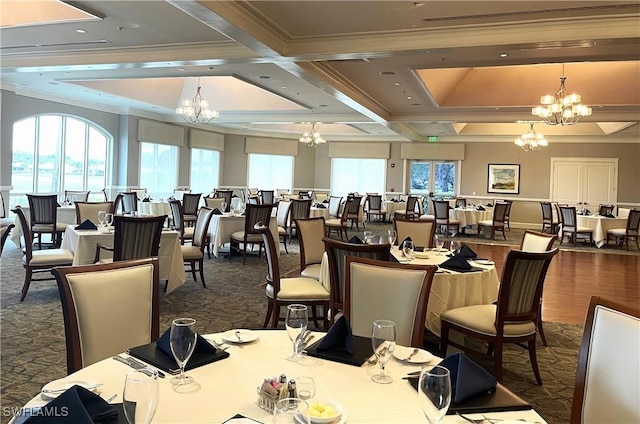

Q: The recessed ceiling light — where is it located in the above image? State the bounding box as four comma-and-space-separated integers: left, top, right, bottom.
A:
76, 29, 86, 34
178, 68, 184, 71
281, 86, 287, 89
499, 53, 508, 58
49, 82, 59, 85
411, 103, 421, 106
318, 104, 328, 108
407, 96, 412, 100
394, 82, 401, 86
258, 75, 271, 79
380, 71, 395, 76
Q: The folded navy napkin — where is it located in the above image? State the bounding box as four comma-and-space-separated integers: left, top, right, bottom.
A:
212, 208, 223, 215
156, 327, 217, 359
142, 197, 150, 202
582, 209, 591, 215
24, 385, 117, 423
316, 316, 354, 354
476, 205, 486, 211
76, 219, 97, 231
486, 203, 493, 207
315, 203, 327, 209
392, 198, 399, 203
232, 194, 238, 198
439, 254, 472, 272
439, 353, 497, 404
457, 244, 477, 259
348, 236, 364, 244
322, 199, 329, 203
604, 212, 616, 218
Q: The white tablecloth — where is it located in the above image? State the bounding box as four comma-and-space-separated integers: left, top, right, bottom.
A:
207, 214, 279, 258
382, 200, 406, 221
10, 206, 77, 247
319, 248, 499, 337
576, 215, 628, 248
449, 208, 493, 228
310, 206, 330, 220
15, 330, 546, 424
60, 226, 186, 294
138, 201, 171, 218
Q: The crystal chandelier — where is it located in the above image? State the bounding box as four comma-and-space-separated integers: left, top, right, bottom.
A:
175, 78, 219, 124
299, 122, 326, 147
532, 65, 591, 126
515, 123, 548, 152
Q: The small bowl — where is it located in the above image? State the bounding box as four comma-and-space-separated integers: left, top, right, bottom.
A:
307, 399, 343, 424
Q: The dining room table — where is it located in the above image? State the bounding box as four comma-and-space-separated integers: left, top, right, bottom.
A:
207, 212, 280, 258
9, 205, 77, 247
138, 200, 171, 218
449, 207, 494, 235
382, 200, 406, 222
574, 214, 628, 248
60, 225, 187, 294
12, 330, 547, 423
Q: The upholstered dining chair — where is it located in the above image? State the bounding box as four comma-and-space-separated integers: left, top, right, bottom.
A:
365, 194, 385, 223
0, 192, 14, 227
559, 206, 593, 246
597, 204, 615, 216
288, 198, 312, 243
296, 217, 326, 281
182, 193, 202, 226
94, 215, 166, 263
63, 190, 90, 203
503, 199, 513, 230
115, 192, 139, 215
75, 201, 114, 226
519, 230, 558, 347
345, 195, 363, 230
606, 208, 640, 251
26, 194, 67, 249
328, 196, 343, 218
213, 189, 233, 212
344, 257, 437, 347
13, 206, 74, 301
394, 195, 419, 221
255, 223, 329, 329
570, 296, 640, 424
1, 224, 15, 256
440, 248, 559, 384
322, 237, 391, 323
540, 202, 559, 234
230, 203, 273, 264
325, 198, 351, 241
204, 196, 225, 212
181, 207, 214, 287
477, 201, 509, 240
169, 199, 194, 244
455, 198, 467, 208
393, 216, 436, 249
53, 258, 160, 374
433, 199, 460, 236
275, 200, 292, 253
247, 195, 260, 205
260, 190, 275, 205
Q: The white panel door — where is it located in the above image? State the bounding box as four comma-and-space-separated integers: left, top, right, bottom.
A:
551, 158, 617, 207
553, 163, 582, 204
583, 163, 616, 205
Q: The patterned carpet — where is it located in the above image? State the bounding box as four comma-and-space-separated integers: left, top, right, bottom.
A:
0, 223, 593, 423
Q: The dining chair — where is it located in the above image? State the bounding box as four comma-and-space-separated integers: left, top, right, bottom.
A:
53, 258, 160, 374
116, 192, 139, 215
322, 237, 391, 323
213, 190, 233, 212
296, 217, 326, 281
344, 257, 437, 347
540, 202, 559, 234
255, 222, 329, 329
345, 195, 363, 230
503, 199, 513, 230
230, 203, 273, 264
298, 190, 312, 200
477, 201, 509, 240
182, 193, 202, 226
74, 201, 114, 226
440, 248, 559, 384
12, 206, 74, 301
327, 196, 342, 218
365, 194, 385, 223
1, 224, 15, 256
394, 195, 419, 221
94, 215, 166, 263
275, 200, 292, 253
325, 198, 351, 241
393, 216, 436, 249
559, 206, 593, 246
597, 204, 615, 216
247, 195, 260, 205
570, 296, 640, 424
606, 208, 640, 250
276, 188, 290, 199
169, 199, 194, 245
204, 196, 225, 212
433, 199, 460, 236
519, 229, 558, 347
0, 192, 13, 227
64, 190, 90, 203
454, 198, 467, 208
259, 190, 275, 205
181, 207, 214, 287
288, 198, 312, 243
131, 188, 147, 200
27, 193, 67, 249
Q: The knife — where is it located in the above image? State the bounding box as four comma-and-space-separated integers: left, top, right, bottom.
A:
112, 355, 165, 378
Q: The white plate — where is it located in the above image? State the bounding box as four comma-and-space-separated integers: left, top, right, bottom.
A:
472, 259, 495, 266
414, 251, 430, 259
221, 329, 259, 344
392, 346, 434, 364
40, 379, 99, 400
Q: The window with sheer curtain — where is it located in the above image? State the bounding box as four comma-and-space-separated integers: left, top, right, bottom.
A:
190, 148, 220, 194
139, 142, 178, 199
247, 153, 293, 191
330, 158, 385, 198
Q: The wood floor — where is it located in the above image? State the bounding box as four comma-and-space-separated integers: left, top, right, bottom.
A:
469, 244, 640, 325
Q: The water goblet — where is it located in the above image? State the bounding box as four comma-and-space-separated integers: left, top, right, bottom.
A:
296, 377, 316, 400
434, 234, 444, 254
363, 231, 374, 244
371, 320, 396, 384
273, 398, 309, 424
123, 369, 159, 424
104, 213, 114, 232
285, 304, 308, 362
387, 230, 397, 246
402, 240, 415, 261
169, 318, 197, 385
418, 365, 451, 424
449, 240, 460, 255
97, 210, 106, 230
221, 202, 227, 213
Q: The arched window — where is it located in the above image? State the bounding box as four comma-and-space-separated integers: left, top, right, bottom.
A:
11, 115, 111, 207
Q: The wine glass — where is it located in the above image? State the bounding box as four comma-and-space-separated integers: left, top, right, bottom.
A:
402, 240, 415, 261
273, 398, 309, 424
104, 213, 114, 232
418, 365, 451, 424
221, 202, 227, 213
449, 240, 460, 255
296, 377, 315, 400
97, 210, 106, 229
123, 369, 159, 424
169, 318, 197, 386
371, 320, 396, 384
363, 231, 374, 244
387, 230, 397, 246
434, 234, 444, 254
285, 304, 308, 362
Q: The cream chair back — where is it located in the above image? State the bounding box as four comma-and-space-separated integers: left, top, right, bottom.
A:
296, 217, 326, 266
53, 258, 160, 373
394, 218, 436, 249
276, 201, 292, 228
344, 257, 436, 347
204, 197, 225, 211
75, 201, 114, 225
520, 230, 557, 252
618, 207, 630, 219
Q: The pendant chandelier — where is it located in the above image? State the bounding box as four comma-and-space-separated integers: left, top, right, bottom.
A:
175, 78, 219, 124
299, 122, 326, 147
532, 65, 591, 126
515, 123, 548, 152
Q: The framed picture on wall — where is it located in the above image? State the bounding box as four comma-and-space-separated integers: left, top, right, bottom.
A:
487, 164, 520, 194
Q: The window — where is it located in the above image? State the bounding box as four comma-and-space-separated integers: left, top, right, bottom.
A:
190, 148, 220, 194
11, 115, 110, 207
139, 142, 178, 199
247, 154, 293, 191
409, 161, 457, 198
331, 158, 385, 198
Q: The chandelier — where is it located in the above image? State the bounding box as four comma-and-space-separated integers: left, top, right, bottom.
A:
515, 123, 548, 152
299, 122, 326, 147
175, 78, 219, 124
532, 65, 591, 126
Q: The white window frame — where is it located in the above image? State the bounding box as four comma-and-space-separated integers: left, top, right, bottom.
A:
330, 158, 386, 198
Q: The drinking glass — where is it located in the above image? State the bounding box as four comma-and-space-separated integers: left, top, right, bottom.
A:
273, 398, 309, 424
371, 320, 396, 384
169, 318, 197, 386
123, 369, 159, 424
418, 365, 451, 424
285, 304, 308, 362
97, 210, 106, 229
387, 230, 397, 246
104, 213, 114, 232
296, 377, 315, 400
449, 240, 460, 255
221, 202, 227, 213
402, 240, 415, 261
434, 234, 444, 254
363, 231, 374, 244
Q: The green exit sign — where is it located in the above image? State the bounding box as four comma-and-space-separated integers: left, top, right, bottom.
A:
428, 136, 438, 142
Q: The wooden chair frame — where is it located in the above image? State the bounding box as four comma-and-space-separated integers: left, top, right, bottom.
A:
94, 215, 166, 262
230, 203, 273, 264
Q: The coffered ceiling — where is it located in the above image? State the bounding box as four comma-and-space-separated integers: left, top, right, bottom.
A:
1, 0, 639, 143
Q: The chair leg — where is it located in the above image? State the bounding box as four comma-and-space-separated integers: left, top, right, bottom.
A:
439, 322, 450, 357
271, 302, 280, 328
528, 339, 543, 385
263, 300, 273, 328
493, 341, 504, 383
198, 259, 206, 288
190, 261, 198, 281
20, 269, 33, 301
